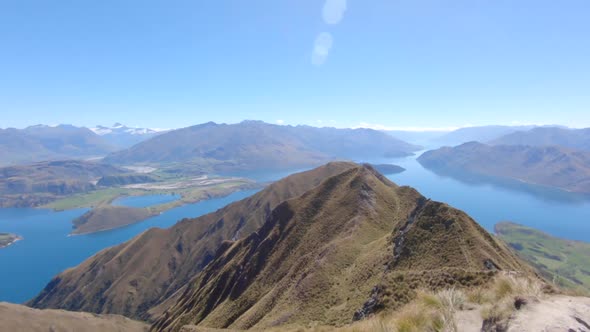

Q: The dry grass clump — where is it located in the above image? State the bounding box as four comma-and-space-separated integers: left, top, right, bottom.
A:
265, 275, 547, 332
350, 288, 466, 332
270, 288, 467, 332
475, 273, 545, 325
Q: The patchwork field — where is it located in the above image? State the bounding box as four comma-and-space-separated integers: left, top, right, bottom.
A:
495, 222, 590, 294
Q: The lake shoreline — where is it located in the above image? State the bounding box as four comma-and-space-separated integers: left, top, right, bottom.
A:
68, 184, 262, 236
0, 234, 23, 249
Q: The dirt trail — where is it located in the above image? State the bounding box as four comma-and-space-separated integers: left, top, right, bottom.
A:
507, 295, 590, 332
456, 295, 590, 332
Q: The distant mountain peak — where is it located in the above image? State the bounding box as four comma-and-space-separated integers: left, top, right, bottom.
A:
89, 123, 166, 148
90, 123, 161, 136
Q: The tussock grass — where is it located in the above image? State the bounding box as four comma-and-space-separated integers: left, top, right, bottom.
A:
477, 273, 545, 325
264, 275, 548, 332
267, 288, 467, 332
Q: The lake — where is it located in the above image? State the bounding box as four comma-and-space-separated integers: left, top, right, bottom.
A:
1, 156, 590, 304
381, 153, 590, 243
0, 189, 259, 304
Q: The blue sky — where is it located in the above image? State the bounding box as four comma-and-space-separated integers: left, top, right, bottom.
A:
1, 0, 589, 130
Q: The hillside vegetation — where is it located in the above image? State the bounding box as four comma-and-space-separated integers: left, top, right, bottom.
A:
29, 162, 359, 319
152, 165, 527, 331
28, 162, 535, 332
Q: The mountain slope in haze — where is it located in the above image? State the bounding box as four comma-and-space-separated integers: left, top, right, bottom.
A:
418, 142, 590, 193
0, 302, 148, 332
385, 129, 450, 146
491, 127, 590, 151
29, 162, 359, 320
104, 121, 420, 169
433, 125, 536, 146
0, 124, 117, 165
152, 165, 527, 331
91, 123, 165, 148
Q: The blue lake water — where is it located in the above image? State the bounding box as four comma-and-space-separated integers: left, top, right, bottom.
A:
379, 154, 590, 243
112, 194, 181, 208
1, 157, 590, 304
0, 189, 258, 304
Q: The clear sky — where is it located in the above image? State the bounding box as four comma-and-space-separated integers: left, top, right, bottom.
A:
1, 0, 589, 130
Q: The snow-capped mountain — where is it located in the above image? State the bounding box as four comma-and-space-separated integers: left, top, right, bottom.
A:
90, 123, 166, 148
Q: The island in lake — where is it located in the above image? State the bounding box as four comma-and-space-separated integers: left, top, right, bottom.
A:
69, 176, 257, 235
0, 233, 22, 248
369, 163, 405, 175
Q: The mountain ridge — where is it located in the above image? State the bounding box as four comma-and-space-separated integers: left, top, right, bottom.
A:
491, 127, 590, 151
152, 164, 527, 331
418, 142, 590, 193
28, 162, 359, 320
103, 121, 421, 170
0, 125, 117, 165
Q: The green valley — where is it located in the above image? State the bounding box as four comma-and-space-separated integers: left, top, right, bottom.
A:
496, 222, 590, 293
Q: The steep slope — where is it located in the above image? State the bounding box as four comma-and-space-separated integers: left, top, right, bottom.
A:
103, 121, 420, 169
491, 127, 590, 151
0, 124, 117, 165
29, 162, 358, 320
0, 302, 148, 332
418, 142, 590, 193
152, 165, 527, 331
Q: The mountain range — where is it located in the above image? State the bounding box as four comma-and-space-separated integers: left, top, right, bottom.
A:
0, 123, 165, 165
433, 125, 538, 146
491, 127, 590, 151
104, 121, 421, 170
30, 162, 529, 331
0, 125, 117, 165
418, 142, 590, 193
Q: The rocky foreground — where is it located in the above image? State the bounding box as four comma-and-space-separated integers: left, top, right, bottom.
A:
0, 302, 148, 332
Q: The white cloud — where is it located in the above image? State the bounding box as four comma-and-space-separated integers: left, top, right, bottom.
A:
311, 32, 333, 66
276, 119, 285, 125
323, 0, 347, 25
